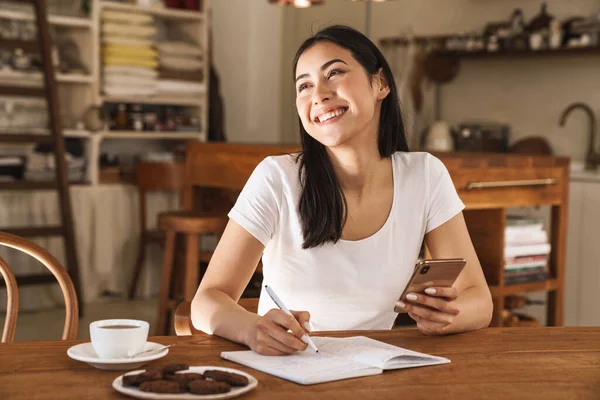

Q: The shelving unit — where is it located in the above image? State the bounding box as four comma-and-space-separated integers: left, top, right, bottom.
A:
101, 94, 204, 107
0, 0, 210, 185
0, 8, 93, 28
434, 152, 570, 327
100, 1, 204, 21
102, 131, 203, 139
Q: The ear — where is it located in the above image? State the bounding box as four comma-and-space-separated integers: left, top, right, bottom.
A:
374, 68, 391, 101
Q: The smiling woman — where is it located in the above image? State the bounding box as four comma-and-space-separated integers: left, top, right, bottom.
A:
191, 25, 493, 356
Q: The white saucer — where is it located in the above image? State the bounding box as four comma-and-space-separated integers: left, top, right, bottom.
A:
112, 366, 258, 399
67, 341, 169, 370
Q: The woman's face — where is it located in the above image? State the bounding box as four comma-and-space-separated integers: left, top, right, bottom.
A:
295, 41, 389, 149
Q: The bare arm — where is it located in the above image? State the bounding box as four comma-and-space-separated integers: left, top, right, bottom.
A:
191, 220, 309, 355
191, 219, 263, 343
396, 212, 493, 334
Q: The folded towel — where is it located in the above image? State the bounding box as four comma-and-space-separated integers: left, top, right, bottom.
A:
104, 65, 158, 78
156, 41, 204, 58
156, 79, 205, 94
102, 10, 154, 25
103, 84, 157, 97
104, 55, 158, 68
159, 68, 204, 82
102, 23, 157, 38
104, 74, 156, 87
103, 44, 158, 58
160, 56, 203, 71
103, 36, 154, 47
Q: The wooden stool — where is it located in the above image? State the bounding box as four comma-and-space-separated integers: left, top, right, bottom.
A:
129, 162, 185, 299
155, 211, 228, 336
155, 141, 300, 336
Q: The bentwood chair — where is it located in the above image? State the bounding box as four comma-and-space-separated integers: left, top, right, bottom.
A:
0, 232, 78, 342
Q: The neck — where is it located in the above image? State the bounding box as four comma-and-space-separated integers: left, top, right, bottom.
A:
327, 135, 389, 194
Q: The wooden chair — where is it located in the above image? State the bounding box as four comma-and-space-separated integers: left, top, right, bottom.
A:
0, 232, 78, 342
173, 298, 259, 336
156, 142, 299, 335
0, 255, 18, 343
128, 162, 186, 299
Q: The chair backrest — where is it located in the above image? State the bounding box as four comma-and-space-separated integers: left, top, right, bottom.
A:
135, 162, 186, 232
0, 232, 78, 342
0, 256, 18, 343
181, 142, 300, 209
135, 162, 186, 191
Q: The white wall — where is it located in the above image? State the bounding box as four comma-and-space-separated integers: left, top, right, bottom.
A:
283, 0, 600, 162
211, 0, 284, 143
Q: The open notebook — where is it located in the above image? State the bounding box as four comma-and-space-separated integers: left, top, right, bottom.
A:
221, 336, 450, 385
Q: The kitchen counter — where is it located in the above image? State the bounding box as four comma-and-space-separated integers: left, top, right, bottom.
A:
571, 169, 600, 183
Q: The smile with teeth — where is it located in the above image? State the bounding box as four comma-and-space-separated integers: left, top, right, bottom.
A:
316, 108, 347, 123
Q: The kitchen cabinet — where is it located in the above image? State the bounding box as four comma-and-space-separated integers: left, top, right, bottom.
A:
565, 174, 600, 326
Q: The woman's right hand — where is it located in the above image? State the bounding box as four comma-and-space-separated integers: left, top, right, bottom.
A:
244, 309, 311, 356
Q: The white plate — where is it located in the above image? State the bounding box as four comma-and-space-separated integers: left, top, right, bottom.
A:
67, 341, 169, 370
112, 366, 258, 400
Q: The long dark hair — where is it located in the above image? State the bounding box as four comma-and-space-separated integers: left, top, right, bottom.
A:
293, 25, 408, 249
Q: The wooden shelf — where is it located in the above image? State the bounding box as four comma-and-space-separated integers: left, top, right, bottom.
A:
0, 9, 92, 28
100, 1, 204, 21
102, 131, 203, 139
0, 133, 53, 144
0, 181, 57, 190
0, 85, 45, 97
490, 279, 560, 297
0, 71, 93, 85
0, 38, 37, 52
63, 129, 91, 138
433, 46, 600, 59
0, 128, 90, 139
102, 95, 204, 107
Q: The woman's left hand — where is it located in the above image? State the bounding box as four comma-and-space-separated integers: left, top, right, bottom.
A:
394, 287, 460, 335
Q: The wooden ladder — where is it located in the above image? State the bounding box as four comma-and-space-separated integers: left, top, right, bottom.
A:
0, 0, 83, 315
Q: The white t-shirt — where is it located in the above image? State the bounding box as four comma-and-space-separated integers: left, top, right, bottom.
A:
228, 151, 465, 331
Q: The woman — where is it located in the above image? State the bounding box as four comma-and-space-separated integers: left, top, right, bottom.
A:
191, 25, 492, 355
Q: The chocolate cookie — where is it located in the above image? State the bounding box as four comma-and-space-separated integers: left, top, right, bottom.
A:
165, 373, 204, 384
122, 372, 143, 387
136, 369, 164, 382
204, 370, 249, 387
161, 363, 190, 374
188, 379, 231, 395
139, 380, 185, 394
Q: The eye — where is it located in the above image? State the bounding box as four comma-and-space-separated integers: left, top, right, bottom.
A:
327, 69, 343, 79
297, 82, 310, 93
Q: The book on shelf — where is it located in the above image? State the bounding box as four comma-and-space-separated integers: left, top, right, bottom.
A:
505, 229, 548, 246
506, 215, 544, 229
504, 255, 548, 270
505, 269, 549, 285
504, 242, 551, 259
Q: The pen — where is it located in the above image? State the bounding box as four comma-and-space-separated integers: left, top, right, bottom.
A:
264, 285, 319, 353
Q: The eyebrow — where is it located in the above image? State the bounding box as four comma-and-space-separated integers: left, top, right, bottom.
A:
295, 59, 348, 83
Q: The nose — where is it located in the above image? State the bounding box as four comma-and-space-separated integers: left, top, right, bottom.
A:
312, 80, 333, 105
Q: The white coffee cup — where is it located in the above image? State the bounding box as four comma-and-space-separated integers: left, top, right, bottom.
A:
89, 319, 149, 359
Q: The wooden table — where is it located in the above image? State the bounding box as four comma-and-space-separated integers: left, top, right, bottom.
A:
1, 327, 599, 399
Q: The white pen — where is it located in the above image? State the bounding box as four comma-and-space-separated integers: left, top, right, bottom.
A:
264, 285, 319, 353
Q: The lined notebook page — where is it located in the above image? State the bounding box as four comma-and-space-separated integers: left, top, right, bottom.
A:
312, 336, 450, 370
220, 348, 381, 385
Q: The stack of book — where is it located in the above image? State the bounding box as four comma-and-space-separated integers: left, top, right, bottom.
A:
504, 216, 551, 285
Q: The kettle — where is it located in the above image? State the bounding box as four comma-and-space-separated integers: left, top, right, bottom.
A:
423, 121, 454, 152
